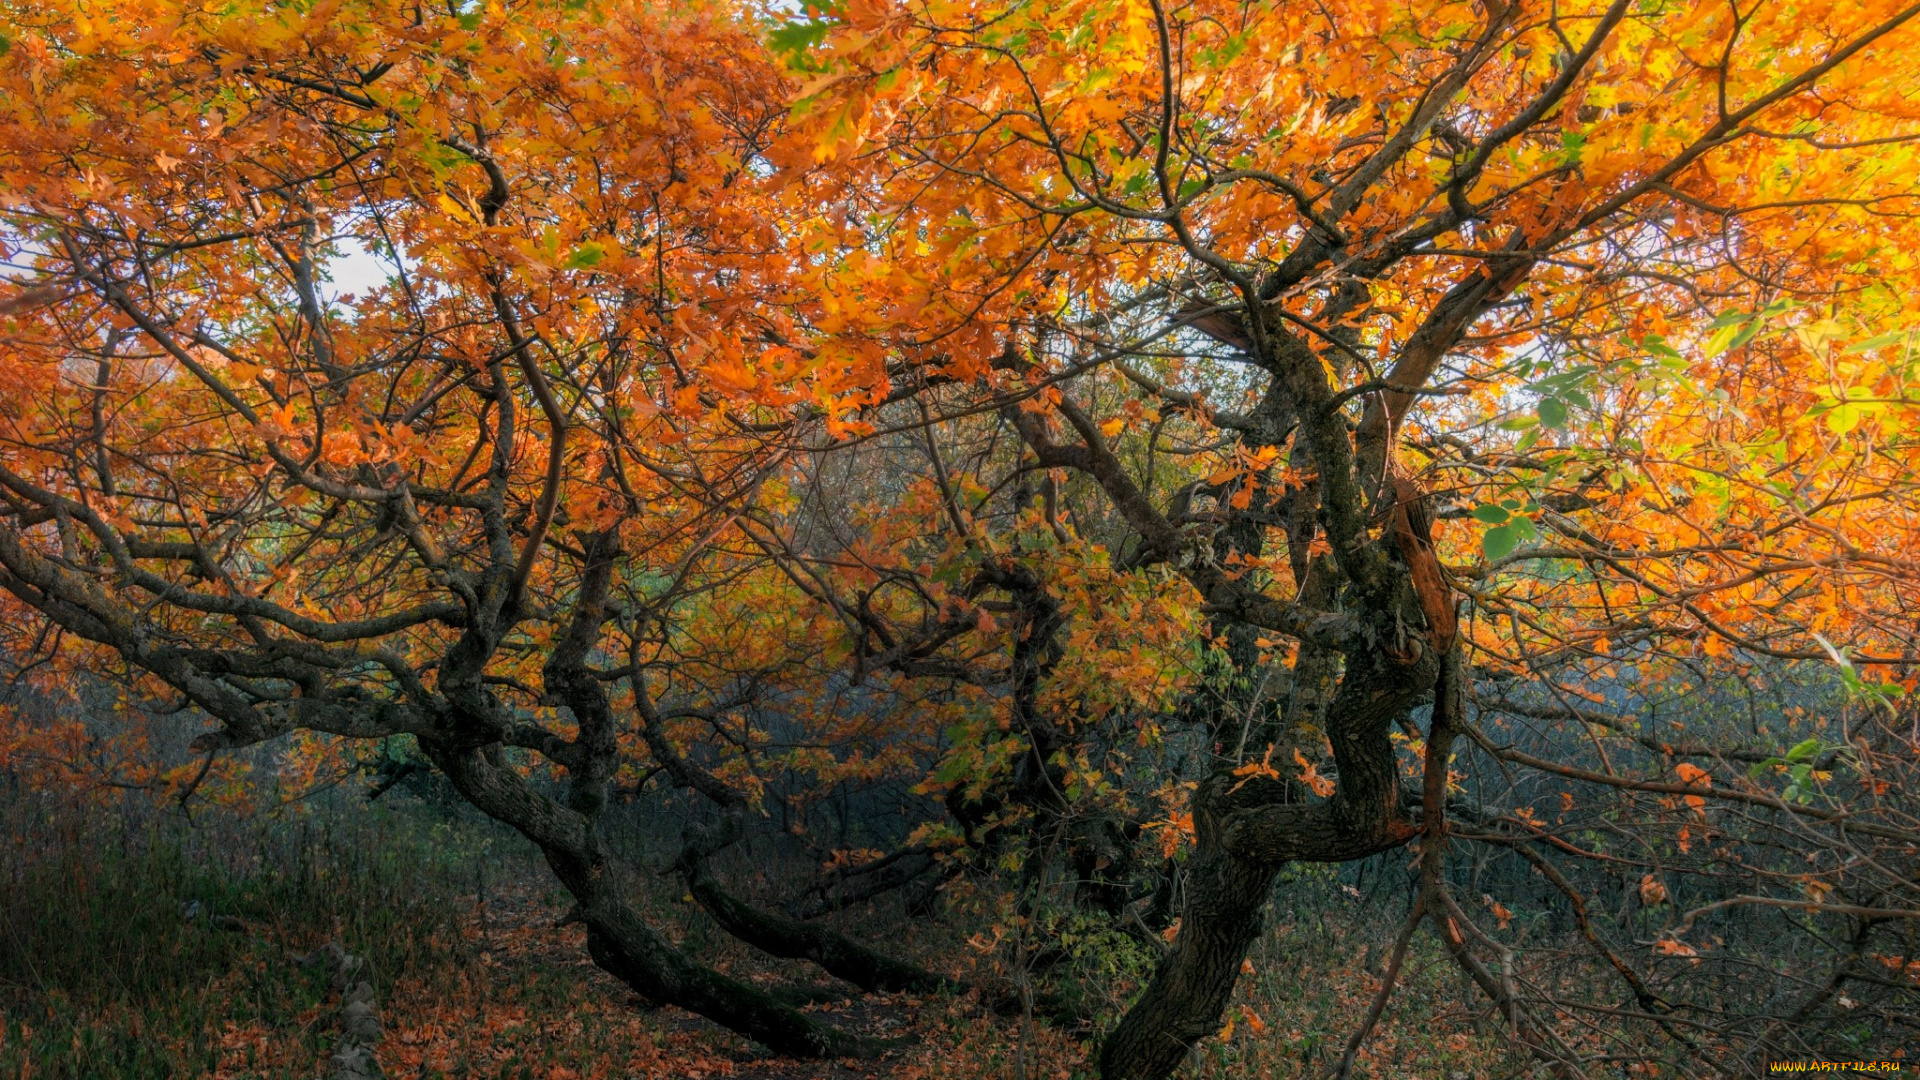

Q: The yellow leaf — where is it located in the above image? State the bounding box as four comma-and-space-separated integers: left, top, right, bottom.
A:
436, 193, 476, 223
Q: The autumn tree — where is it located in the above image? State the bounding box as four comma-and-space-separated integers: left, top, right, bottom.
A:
0, 0, 956, 1055
4, 0, 1920, 1074
770, 0, 1920, 1074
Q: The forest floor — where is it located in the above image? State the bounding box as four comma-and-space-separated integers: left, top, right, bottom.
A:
0, 787, 1514, 1080
355, 876, 932, 1080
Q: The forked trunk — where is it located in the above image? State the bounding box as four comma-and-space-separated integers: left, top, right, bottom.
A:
1097, 638, 1441, 1080
428, 742, 879, 1059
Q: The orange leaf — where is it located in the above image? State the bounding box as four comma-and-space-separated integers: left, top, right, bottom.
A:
1639, 874, 1668, 906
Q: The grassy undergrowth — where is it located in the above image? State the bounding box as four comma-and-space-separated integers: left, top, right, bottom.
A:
1, 785, 1512, 1079
0, 784, 495, 1077
0, 784, 930, 1080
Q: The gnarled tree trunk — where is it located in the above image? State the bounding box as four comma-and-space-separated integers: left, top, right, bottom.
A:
428, 741, 881, 1059
1097, 635, 1444, 1079
1097, 839, 1278, 1080
678, 823, 960, 996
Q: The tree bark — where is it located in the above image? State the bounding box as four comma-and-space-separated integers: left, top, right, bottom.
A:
1097, 842, 1278, 1080
1096, 637, 1439, 1080
427, 742, 881, 1059
679, 834, 960, 996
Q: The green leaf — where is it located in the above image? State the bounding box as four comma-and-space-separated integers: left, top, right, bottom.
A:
1558, 130, 1587, 165
564, 242, 606, 270
1537, 396, 1569, 428
1705, 319, 1749, 357
1482, 522, 1523, 561
1786, 738, 1822, 763
768, 17, 835, 59
1843, 330, 1910, 354
1641, 335, 1683, 360
1471, 504, 1511, 525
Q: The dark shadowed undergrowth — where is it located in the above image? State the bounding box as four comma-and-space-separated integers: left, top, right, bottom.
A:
0, 782, 489, 1077
0, 777, 1525, 1080
0, 782, 950, 1079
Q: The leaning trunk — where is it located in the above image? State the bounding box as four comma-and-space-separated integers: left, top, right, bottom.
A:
680, 838, 959, 995
1097, 841, 1279, 1080
428, 741, 877, 1059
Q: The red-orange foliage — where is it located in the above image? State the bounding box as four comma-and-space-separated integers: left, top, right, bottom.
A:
2, 0, 1919, 1073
